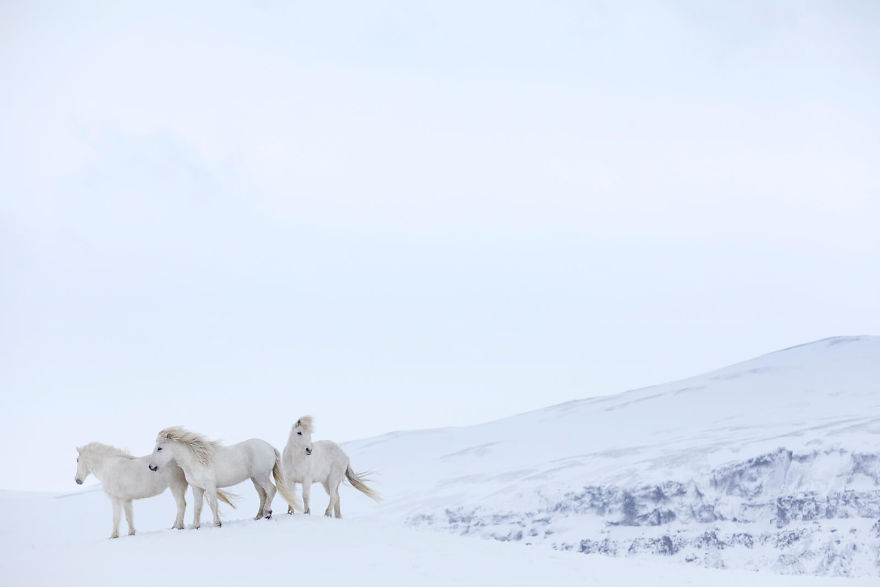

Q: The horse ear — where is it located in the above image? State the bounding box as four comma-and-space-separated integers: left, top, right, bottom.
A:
76, 446, 82, 453
295, 419, 301, 426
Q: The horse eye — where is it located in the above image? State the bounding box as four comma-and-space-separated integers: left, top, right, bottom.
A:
157, 447, 162, 451
76, 458, 79, 463
297, 431, 302, 435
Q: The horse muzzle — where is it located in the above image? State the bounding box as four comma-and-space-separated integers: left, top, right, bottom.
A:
148, 464, 158, 472
75, 478, 83, 485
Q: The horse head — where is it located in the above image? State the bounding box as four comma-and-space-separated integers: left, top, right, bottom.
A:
74, 446, 89, 484
291, 415, 315, 449
148, 437, 174, 472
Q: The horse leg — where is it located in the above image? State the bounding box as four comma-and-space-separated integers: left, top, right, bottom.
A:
323, 480, 333, 517
170, 481, 187, 530
192, 487, 204, 529
110, 499, 121, 539
123, 500, 136, 535
255, 472, 276, 519
287, 483, 297, 515
325, 474, 342, 518
251, 479, 267, 520
302, 478, 312, 515
206, 487, 222, 527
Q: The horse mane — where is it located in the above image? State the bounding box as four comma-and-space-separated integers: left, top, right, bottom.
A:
78, 442, 135, 462
157, 426, 220, 465
295, 415, 314, 434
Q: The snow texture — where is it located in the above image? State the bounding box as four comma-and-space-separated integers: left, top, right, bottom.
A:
0, 488, 873, 587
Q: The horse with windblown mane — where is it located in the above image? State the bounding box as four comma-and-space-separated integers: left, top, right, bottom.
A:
148, 426, 303, 528
280, 415, 381, 518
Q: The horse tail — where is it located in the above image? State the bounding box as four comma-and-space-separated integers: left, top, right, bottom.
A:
345, 466, 381, 502
273, 448, 304, 511
216, 489, 238, 509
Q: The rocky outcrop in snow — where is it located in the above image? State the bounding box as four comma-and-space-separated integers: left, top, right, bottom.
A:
407, 447, 880, 576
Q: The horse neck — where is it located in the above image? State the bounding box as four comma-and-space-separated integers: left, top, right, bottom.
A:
83, 451, 115, 481
169, 441, 200, 471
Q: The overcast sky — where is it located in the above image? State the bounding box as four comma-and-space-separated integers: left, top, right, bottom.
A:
2, 1, 879, 492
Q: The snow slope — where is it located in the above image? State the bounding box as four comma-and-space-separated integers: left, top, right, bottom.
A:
0, 490, 872, 587
339, 336, 880, 576
2, 336, 878, 584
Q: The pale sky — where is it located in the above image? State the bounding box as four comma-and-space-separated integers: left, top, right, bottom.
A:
1, 1, 879, 491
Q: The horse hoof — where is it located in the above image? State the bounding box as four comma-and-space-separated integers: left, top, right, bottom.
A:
129, 530, 136, 536
110, 534, 119, 540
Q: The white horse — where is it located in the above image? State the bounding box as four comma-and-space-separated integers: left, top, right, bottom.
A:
281, 415, 380, 518
148, 426, 302, 528
75, 442, 192, 539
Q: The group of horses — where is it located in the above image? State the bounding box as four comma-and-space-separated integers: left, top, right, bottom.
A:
74, 416, 380, 539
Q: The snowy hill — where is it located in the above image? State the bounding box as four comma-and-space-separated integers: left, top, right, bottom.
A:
340, 336, 880, 576
3, 336, 879, 584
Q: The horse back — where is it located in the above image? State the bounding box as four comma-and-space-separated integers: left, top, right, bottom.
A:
213, 438, 277, 485
313, 440, 350, 476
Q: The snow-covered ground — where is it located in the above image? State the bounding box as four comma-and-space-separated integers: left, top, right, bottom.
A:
0, 489, 872, 587
2, 336, 879, 584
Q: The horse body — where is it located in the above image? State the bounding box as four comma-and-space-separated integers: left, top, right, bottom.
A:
212, 440, 275, 487
75, 442, 188, 539
149, 427, 301, 528
282, 415, 380, 518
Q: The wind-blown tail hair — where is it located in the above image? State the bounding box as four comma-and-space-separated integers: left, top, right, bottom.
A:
345, 467, 381, 502
272, 449, 304, 511
216, 489, 238, 509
